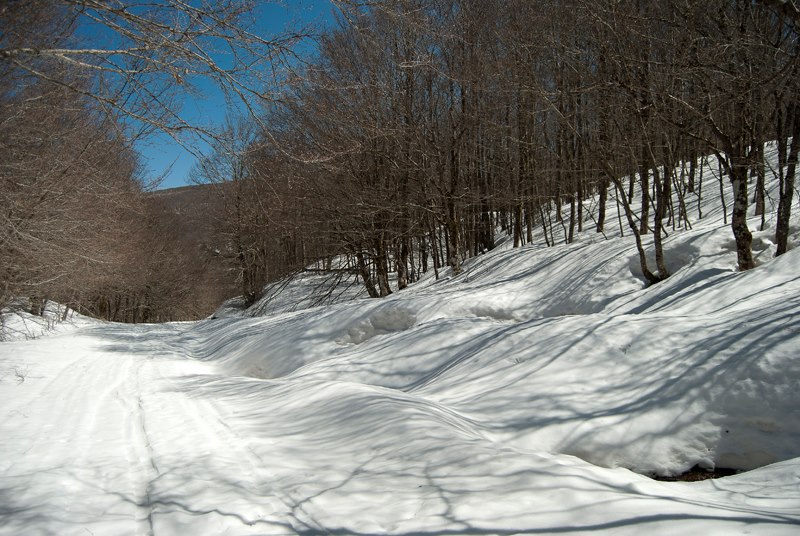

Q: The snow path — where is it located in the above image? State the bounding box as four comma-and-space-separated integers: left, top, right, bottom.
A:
2, 320, 800, 535
0, 324, 294, 535
1, 335, 152, 533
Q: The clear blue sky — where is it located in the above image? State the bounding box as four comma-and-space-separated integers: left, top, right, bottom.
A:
139, 0, 337, 190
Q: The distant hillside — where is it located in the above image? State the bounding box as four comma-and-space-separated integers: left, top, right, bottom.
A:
149, 183, 218, 240
146, 183, 236, 318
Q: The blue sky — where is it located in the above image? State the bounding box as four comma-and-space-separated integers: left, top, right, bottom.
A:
138, 1, 337, 190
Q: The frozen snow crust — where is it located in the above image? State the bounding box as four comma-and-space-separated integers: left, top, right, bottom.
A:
2, 150, 800, 534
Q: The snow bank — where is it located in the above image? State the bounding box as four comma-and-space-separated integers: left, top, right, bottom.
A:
195, 240, 800, 476
0, 301, 96, 341
189, 151, 800, 478
211, 265, 368, 319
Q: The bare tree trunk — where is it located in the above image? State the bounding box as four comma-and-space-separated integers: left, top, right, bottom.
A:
397, 238, 410, 290
525, 204, 534, 244
597, 180, 608, 233
776, 105, 800, 256
375, 238, 392, 296
513, 204, 523, 247
567, 195, 576, 244
728, 159, 755, 270
639, 162, 651, 235
653, 165, 670, 279
539, 204, 552, 247
718, 159, 728, 225
356, 250, 379, 298
607, 168, 660, 285
420, 236, 428, 274
446, 199, 461, 275
753, 141, 766, 222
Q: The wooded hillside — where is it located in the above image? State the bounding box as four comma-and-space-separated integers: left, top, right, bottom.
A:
196, 0, 799, 306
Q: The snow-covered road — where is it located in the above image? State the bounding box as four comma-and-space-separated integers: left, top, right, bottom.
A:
4, 325, 176, 533
0, 324, 292, 534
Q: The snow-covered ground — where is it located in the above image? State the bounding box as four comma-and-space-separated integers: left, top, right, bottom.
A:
2, 150, 800, 534
0, 301, 95, 342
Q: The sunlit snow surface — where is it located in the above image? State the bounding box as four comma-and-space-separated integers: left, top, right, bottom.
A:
2, 150, 800, 535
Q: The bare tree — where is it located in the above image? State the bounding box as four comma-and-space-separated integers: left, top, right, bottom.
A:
195, 0, 800, 310
0, 0, 307, 145
0, 0, 321, 319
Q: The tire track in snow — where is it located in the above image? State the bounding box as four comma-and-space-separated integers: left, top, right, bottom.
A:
116, 356, 159, 536
2, 334, 159, 534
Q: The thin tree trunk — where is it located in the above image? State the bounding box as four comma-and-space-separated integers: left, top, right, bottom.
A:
397, 238, 410, 290
607, 169, 659, 285
753, 141, 766, 226
729, 160, 755, 270
597, 180, 608, 233
567, 195, 576, 244
718, 159, 728, 225
776, 106, 800, 256
356, 250, 379, 298
525, 204, 534, 244
375, 238, 392, 296
513, 204, 523, 248
639, 163, 651, 235
653, 165, 670, 279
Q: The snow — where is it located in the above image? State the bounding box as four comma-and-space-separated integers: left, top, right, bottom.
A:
0, 300, 95, 342
212, 264, 368, 319
2, 149, 800, 535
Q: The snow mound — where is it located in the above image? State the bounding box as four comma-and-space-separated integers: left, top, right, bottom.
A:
336, 305, 417, 345
190, 195, 800, 477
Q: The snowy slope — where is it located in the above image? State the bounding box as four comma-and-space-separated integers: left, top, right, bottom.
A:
0, 301, 96, 341
1, 148, 799, 535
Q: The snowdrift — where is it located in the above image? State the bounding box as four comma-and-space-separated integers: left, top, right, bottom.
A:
186, 146, 800, 478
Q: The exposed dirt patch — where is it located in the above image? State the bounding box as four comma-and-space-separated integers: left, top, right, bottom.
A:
652, 465, 739, 482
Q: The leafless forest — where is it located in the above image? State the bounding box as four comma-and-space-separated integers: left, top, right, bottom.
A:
2, 1, 799, 321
